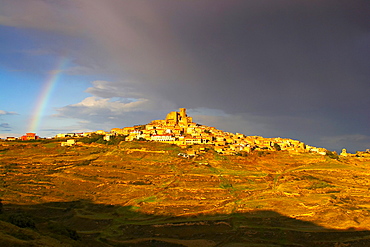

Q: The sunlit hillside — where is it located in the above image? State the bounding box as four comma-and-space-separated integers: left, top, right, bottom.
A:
1, 139, 370, 246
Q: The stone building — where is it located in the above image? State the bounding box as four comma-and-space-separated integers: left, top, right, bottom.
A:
164, 108, 193, 127
104, 108, 323, 155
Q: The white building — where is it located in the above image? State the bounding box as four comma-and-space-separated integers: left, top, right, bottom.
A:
151, 134, 175, 142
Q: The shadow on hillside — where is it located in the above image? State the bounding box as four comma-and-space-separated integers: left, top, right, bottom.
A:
1, 200, 370, 247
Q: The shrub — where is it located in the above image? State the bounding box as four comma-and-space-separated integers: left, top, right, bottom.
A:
307, 181, 335, 190
107, 135, 127, 145
48, 223, 80, 240
8, 213, 36, 228
236, 151, 248, 157
273, 143, 281, 151
257, 151, 267, 157
79, 134, 105, 144
96, 138, 107, 144
220, 182, 233, 189
326, 150, 339, 160
75, 160, 92, 166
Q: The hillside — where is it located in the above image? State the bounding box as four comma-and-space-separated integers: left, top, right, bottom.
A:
1, 140, 370, 246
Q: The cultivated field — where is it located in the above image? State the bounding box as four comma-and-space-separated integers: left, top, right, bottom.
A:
1, 140, 370, 246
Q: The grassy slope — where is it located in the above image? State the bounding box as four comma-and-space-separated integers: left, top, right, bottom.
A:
1, 140, 370, 246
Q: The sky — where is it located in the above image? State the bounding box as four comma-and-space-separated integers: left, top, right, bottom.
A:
0, 0, 369, 153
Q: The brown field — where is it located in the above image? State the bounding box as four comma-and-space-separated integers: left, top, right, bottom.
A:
1, 140, 370, 246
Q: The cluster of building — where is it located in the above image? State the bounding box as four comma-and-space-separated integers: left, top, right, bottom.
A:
5, 132, 40, 141
340, 148, 370, 158
75, 108, 327, 155
5, 108, 367, 157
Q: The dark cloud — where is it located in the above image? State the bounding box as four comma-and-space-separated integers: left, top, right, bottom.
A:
319, 135, 370, 152
1, 0, 368, 152
118, 1, 369, 153
70, 0, 370, 151
153, 0, 369, 113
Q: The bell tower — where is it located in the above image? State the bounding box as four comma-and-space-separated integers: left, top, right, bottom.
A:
179, 108, 188, 125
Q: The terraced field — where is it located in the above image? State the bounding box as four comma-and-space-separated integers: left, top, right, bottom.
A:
1, 140, 370, 246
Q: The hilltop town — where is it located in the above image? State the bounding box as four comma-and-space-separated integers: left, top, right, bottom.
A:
5, 108, 369, 157
58, 108, 329, 156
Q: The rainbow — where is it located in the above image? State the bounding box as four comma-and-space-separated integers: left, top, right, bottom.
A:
28, 57, 68, 133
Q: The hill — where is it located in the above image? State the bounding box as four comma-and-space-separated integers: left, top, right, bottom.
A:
1, 140, 370, 246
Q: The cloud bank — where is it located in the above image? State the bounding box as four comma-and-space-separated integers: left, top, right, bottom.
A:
1, 0, 369, 152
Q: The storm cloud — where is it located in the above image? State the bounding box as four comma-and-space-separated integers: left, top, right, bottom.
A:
0, 0, 369, 151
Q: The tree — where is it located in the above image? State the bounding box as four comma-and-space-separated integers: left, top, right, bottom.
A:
326, 150, 339, 160
107, 135, 127, 145
8, 213, 36, 228
79, 134, 105, 144
273, 143, 281, 151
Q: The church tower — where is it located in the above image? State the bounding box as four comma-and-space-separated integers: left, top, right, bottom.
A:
179, 108, 188, 125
